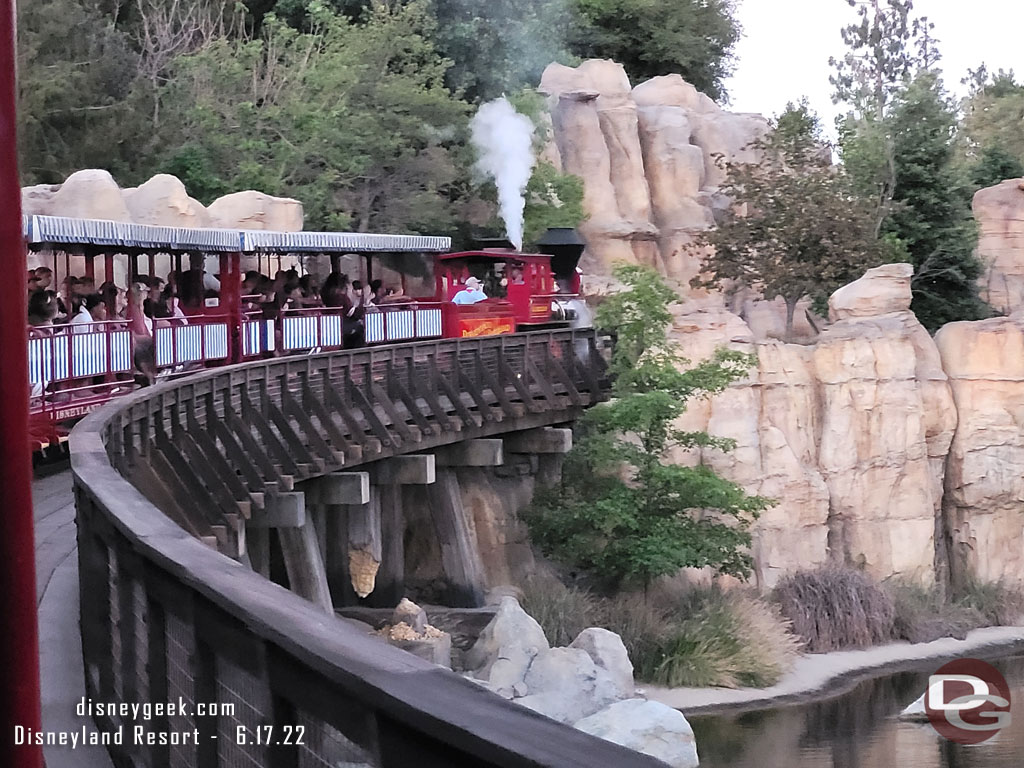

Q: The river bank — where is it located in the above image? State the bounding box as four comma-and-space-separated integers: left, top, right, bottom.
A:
646, 624, 1024, 716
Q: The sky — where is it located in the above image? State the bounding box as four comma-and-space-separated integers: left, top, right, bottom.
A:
725, 0, 1023, 130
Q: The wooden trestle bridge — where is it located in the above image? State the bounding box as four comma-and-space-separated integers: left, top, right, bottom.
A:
71, 329, 666, 768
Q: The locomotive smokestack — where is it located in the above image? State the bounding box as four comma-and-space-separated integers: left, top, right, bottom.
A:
470, 98, 536, 251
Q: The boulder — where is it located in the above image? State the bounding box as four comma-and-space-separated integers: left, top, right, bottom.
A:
828, 263, 914, 321
518, 647, 626, 723
48, 169, 131, 221
485, 643, 534, 697
391, 598, 427, 634
207, 190, 303, 231
122, 174, 211, 228
974, 179, 1024, 314
568, 628, 634, 696
573, 699, 699, 768
464, 597, 548, 676
22, 184, 59, 216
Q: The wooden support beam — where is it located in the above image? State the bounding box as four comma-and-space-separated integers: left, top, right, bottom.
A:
388, 363, 437, 438
527, 356, 560, 409
433, 363, 477, 428
370, 483, 405, 608
458, 368, 499, 423
545, 353, 583, 406
278, 521, 333, 614
282, 385, 343, 465
369, 455, 435, 486
503, 427, 573, 455
249, 492, 305, 528
347, 374, 395, 449
347, 489, 382, 599
305, 472, 370, 505
302, 376, 353, 454
435, 439, 504, 467
426, 469, 487, 608
500, 357, 542, 413
370, 381, 415, 444
247, 526, 270, 578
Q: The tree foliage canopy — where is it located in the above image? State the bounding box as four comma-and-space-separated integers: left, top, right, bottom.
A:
569, 0, 740, 101
691, 103, 886, 338
525, 265, 770, 590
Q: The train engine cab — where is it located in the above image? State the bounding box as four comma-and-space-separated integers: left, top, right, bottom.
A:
436, 232, 589, 338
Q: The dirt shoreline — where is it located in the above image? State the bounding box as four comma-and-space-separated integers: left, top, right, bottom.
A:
645, 624, 1024, 717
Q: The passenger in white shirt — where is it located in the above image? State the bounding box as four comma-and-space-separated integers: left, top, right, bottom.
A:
452, 277, 487, 305
70, 294, 106, 332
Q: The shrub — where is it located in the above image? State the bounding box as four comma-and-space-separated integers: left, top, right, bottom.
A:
519, 573, 599, 647
638, 590, 801, 688
888, 581, 982, 643
954, 578, 1024, 627
774, 566, 895, 652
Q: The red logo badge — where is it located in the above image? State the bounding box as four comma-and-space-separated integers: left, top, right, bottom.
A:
926, 658, 1011, 744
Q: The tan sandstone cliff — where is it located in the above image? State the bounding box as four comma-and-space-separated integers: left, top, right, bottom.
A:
670, 265, 957, 588
975, 178, 1024, 314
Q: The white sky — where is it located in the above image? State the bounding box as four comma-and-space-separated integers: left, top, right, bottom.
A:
725, 0, 1023, 130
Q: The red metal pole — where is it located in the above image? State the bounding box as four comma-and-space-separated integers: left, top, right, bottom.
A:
0, 0, 45, 765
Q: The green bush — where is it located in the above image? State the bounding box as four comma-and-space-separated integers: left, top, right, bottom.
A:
774, 567, 895, 652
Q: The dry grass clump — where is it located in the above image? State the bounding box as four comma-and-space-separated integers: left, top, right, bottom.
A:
774, 566, 895, 652
955, 578, 1024, 627
521, 575, 801, 689
520, 573, 600, 647
889, 581, 981, 643
637, 590, 802, 689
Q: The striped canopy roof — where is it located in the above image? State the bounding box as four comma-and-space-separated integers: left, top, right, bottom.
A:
23, 215, 452, 254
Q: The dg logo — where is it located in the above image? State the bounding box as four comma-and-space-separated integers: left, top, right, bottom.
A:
926, 658, 1012, 744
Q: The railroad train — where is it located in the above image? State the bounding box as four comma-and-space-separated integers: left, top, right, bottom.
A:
24, 215, 591, 448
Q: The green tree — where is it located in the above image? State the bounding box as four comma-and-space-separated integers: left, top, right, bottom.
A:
830, 0, 925, 234
430, 0, 574, 103
155, 1, 469, 230
522, 160, 586, 246
691, 103, 888, 339
569, 0, 741, 100
524, 264, 770, 590
17, 0, 141, 183
957, 66, 1024, 184
887, 72, 987, 328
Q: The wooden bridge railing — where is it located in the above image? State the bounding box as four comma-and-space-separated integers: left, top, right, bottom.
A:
71, 330, 665, 768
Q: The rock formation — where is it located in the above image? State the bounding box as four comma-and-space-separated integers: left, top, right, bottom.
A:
21, 169, 303, 231
539, 60, 768, 284
672, 264, 957, 587
936, 315, 1024, 586
463, 597, 698, 767
975, 178, 1024, 314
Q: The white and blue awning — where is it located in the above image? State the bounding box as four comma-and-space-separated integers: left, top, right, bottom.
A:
23, 215, 451, 254
24, 215, 242, 251
241, 229, 451, 253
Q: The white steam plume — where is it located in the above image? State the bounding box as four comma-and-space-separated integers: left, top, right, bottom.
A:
470, 98, 536, 251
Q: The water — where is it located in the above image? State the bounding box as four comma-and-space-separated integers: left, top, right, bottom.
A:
690, 655, 1024, 768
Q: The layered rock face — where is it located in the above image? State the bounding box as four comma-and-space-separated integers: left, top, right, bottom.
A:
936, 316, 1024, 585
22, 168, 303, 231
975, 178, 1024, 314
539, 60, 768, 283
675, 265, 957, 587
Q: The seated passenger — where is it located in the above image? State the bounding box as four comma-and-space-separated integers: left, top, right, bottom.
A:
70, 294, 106, 332
28, 290, 58, 328
452, 277, 487, 305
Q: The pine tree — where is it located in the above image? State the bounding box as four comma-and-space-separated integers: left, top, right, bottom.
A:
887, 72, 987, 329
